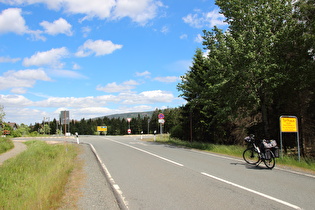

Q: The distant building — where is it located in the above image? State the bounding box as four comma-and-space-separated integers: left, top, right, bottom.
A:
0, 122, 18, 135
7, 122, 18, 130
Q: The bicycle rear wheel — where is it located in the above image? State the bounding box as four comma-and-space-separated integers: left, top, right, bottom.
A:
243, 148, 260, 164
264, 150, 276, 169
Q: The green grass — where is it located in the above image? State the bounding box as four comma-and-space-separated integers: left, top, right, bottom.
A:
0, 138, 14, 154
0, 140, 78, 209
153, 134, 315, 173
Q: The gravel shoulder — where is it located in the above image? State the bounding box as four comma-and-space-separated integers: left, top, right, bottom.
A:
76, 144, 120, 210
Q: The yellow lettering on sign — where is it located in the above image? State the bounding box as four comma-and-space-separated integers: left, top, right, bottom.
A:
280, 117, 298, 132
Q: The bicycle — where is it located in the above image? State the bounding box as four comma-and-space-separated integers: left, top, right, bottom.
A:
243, 134, 276, 169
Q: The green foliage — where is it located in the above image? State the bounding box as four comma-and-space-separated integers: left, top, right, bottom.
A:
0, 141, 78, 209
0, 138, 14, 154
176, 0, 315, 156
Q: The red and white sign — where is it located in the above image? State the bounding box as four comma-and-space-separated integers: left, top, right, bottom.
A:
127, 129, 131, 134
158, 113, 165, 119
127, 118, 132, 122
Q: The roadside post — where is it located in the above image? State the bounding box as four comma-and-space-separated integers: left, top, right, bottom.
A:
154, 130, 156, 141
279, 116, 300, 161
158, 113, 165, 134
75, 132, 79, 144
141, 131, 143, 139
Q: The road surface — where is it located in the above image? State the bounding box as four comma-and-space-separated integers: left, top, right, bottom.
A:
80, 135, 314, 210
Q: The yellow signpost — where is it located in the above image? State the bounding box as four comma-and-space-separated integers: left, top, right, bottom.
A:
279, 116, 300, 161
97, 126, 107, 134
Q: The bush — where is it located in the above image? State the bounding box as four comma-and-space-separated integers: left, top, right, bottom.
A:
170, 124, 184, 139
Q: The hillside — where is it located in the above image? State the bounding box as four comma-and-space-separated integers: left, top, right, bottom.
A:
92, 111, 154, 120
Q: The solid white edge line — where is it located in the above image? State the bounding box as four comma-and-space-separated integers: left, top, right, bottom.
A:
88, 143, 129, 209
201, 172, 301, 210
108, 138, 184, 167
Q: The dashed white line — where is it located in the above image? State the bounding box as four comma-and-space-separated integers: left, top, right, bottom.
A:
107, 138, 184, 167
201, 172, 301, 210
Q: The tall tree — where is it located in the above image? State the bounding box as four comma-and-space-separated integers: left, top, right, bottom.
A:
215, 0, 296, 138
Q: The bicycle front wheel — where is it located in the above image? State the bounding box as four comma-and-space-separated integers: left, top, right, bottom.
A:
264, 150, 276, 169
243, 148, 260, 165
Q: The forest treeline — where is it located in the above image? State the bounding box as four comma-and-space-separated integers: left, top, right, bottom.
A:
176, 0, 315, 156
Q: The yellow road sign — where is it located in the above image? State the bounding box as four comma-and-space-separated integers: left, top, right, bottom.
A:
97, 126, 107, 132
280, 117, 298, 132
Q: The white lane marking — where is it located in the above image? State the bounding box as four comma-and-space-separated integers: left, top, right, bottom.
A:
201, 172, 301, 210
107, 138, 184, 167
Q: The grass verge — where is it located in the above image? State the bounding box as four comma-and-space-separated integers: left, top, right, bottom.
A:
152, 134, 315, 173
0, 140, 78, 209
0, 138, 14, 155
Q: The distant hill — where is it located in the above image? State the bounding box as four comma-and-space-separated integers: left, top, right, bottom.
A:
92, 111, 155, 120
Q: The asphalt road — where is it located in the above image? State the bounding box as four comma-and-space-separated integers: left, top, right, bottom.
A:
79, 135, 315, 210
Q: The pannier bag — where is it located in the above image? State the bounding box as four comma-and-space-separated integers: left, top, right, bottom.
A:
272, 146, 279, 158
263, 139, 277, 149
264, 149, 271, 160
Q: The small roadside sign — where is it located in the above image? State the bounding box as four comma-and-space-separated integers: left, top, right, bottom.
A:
158, 119, 165, 124
127, 129, 131, 134
158, 113, 165, 119
97, 126, 107, 132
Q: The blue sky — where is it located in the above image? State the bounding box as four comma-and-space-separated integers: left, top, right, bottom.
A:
0, 0, 227, 125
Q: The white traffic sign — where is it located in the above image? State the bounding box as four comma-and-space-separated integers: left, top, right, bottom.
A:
158, 119, 165, 124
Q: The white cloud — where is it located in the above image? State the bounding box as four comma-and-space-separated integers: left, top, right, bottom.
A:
72, 63, 81, 70
3, 106, 48, 124
75, 39, 122, 57
183, 8, 227, 28
40, 18, 73, 36
11, 87, 27, 94
1, 89, 178, 124
120, 90, 174, 104
113, 0, 164, 25
167, 60, 192, 73
0, 8, 28, 34
1, 0, 163, 25
0, 56, 21, 63
64, 0, 115, 20
96, 80, 139, 93
0, 69, 51, 91
0, 7, 45, 40
180, 34, 188, 39
33, 95, 114, 108
154, 76, 180, 83
0, 94, 32, 107
81, 26, 91, 37
135, 71, 151, 78
161, 25, 169, 34
23, 47, 69, 68
48, 69, 88, 79
194, 34, 203, 43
